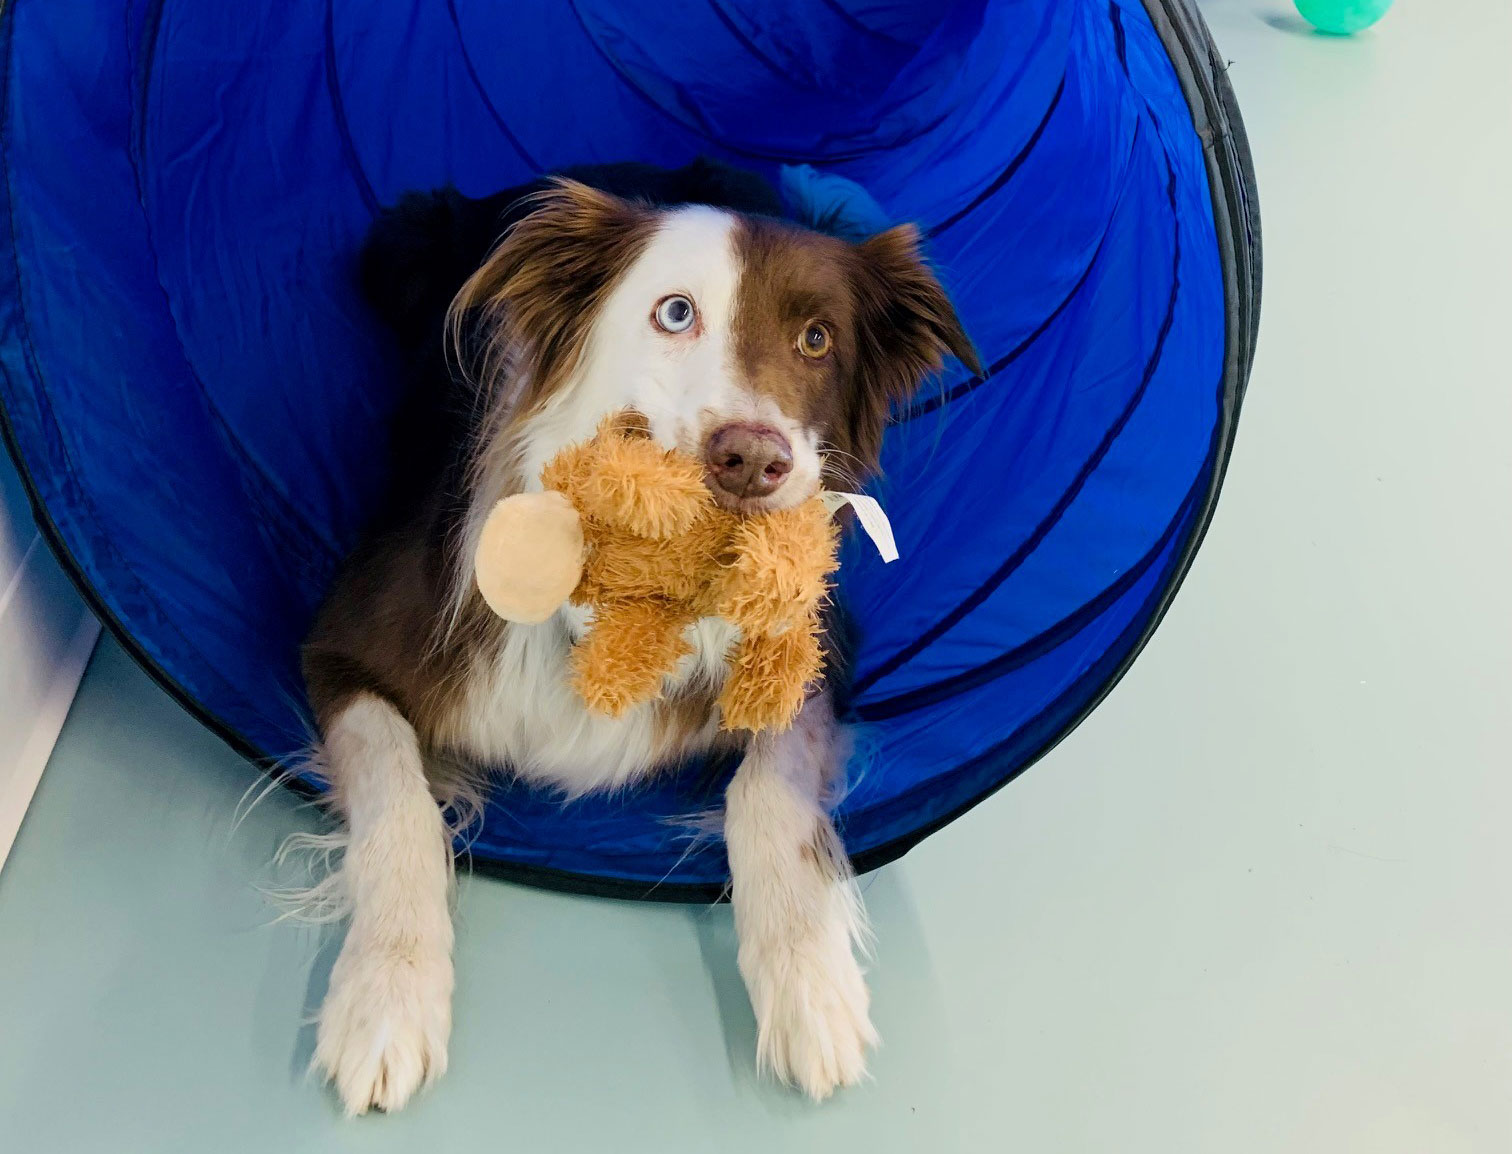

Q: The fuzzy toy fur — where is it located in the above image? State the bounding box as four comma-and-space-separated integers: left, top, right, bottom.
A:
476, 411, 839, 731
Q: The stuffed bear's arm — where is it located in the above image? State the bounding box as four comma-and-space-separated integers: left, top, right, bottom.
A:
474, 491, 585, 623
718, 622, 824, 733
710, 502, 840, 635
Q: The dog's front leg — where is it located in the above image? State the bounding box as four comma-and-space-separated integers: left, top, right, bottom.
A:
724, 693, 876, 1099
312, 694, 454, 1115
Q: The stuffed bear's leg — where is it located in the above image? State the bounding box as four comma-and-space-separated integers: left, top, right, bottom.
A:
723, 691, 875, 1100
718, 623, 824, 733
570, 600, 698, 716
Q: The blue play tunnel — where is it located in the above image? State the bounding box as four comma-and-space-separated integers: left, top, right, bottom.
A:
0, 0, 1258, 898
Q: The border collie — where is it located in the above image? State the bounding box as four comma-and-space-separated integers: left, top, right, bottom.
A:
301, 159, 978, 1114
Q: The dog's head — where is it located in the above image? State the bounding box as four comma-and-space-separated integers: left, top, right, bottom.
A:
452, 180, 979, 513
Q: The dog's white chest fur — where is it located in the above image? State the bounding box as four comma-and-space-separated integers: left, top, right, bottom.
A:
439, 607, 738, 795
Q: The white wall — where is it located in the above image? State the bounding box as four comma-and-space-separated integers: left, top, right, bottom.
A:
0, 452, 98, 870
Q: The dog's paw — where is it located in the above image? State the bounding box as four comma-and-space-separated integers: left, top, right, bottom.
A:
746, 940, 878, 1101
313, 935, 453, 1116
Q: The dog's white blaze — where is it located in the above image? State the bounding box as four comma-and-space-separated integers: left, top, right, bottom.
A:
515, 205, 823, 506
513, 206, 742, 487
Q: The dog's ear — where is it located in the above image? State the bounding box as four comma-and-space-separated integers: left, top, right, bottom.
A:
844, 224, 981, 470
448, 180, 653, 404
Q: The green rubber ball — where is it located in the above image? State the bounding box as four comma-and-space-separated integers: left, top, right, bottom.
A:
1293, 0, 1395, 34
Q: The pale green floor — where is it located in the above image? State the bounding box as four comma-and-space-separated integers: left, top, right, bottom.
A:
3, 3, 1511, 1151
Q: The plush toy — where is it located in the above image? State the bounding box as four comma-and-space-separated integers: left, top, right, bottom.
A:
473, 412, 840, 733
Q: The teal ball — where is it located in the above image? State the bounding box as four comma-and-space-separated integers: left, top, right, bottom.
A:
1293, 0, 1395, 34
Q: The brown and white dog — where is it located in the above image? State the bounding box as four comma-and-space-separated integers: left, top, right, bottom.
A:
301, 163, 978, 1115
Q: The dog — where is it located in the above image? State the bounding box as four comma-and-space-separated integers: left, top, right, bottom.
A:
301, 158, 979, 1115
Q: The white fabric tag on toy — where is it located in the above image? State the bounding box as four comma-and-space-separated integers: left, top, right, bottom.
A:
820, 491, 900, 563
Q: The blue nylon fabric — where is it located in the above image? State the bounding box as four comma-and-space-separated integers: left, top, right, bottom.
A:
0, 0, 1225, 888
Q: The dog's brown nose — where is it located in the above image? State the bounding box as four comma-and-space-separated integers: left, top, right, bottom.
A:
705, 423, 793, 498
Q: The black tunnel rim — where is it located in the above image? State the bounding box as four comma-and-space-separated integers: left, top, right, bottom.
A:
0, 0, 1260, 904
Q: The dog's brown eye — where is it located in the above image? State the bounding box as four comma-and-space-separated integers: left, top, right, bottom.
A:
798, 323, 831, 359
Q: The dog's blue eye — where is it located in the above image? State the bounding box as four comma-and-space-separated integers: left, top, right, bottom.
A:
654, 295, 696, 334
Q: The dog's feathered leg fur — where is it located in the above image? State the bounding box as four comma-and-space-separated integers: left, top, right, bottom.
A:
311, 694, 455, 1116
723, 692, 877, 1099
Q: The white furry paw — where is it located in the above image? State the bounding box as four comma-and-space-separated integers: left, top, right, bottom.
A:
313, 934, 453, 1116
747, 942, 878, 1101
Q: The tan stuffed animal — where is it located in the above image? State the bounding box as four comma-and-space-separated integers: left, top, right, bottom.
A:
473, 412, 839, 733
